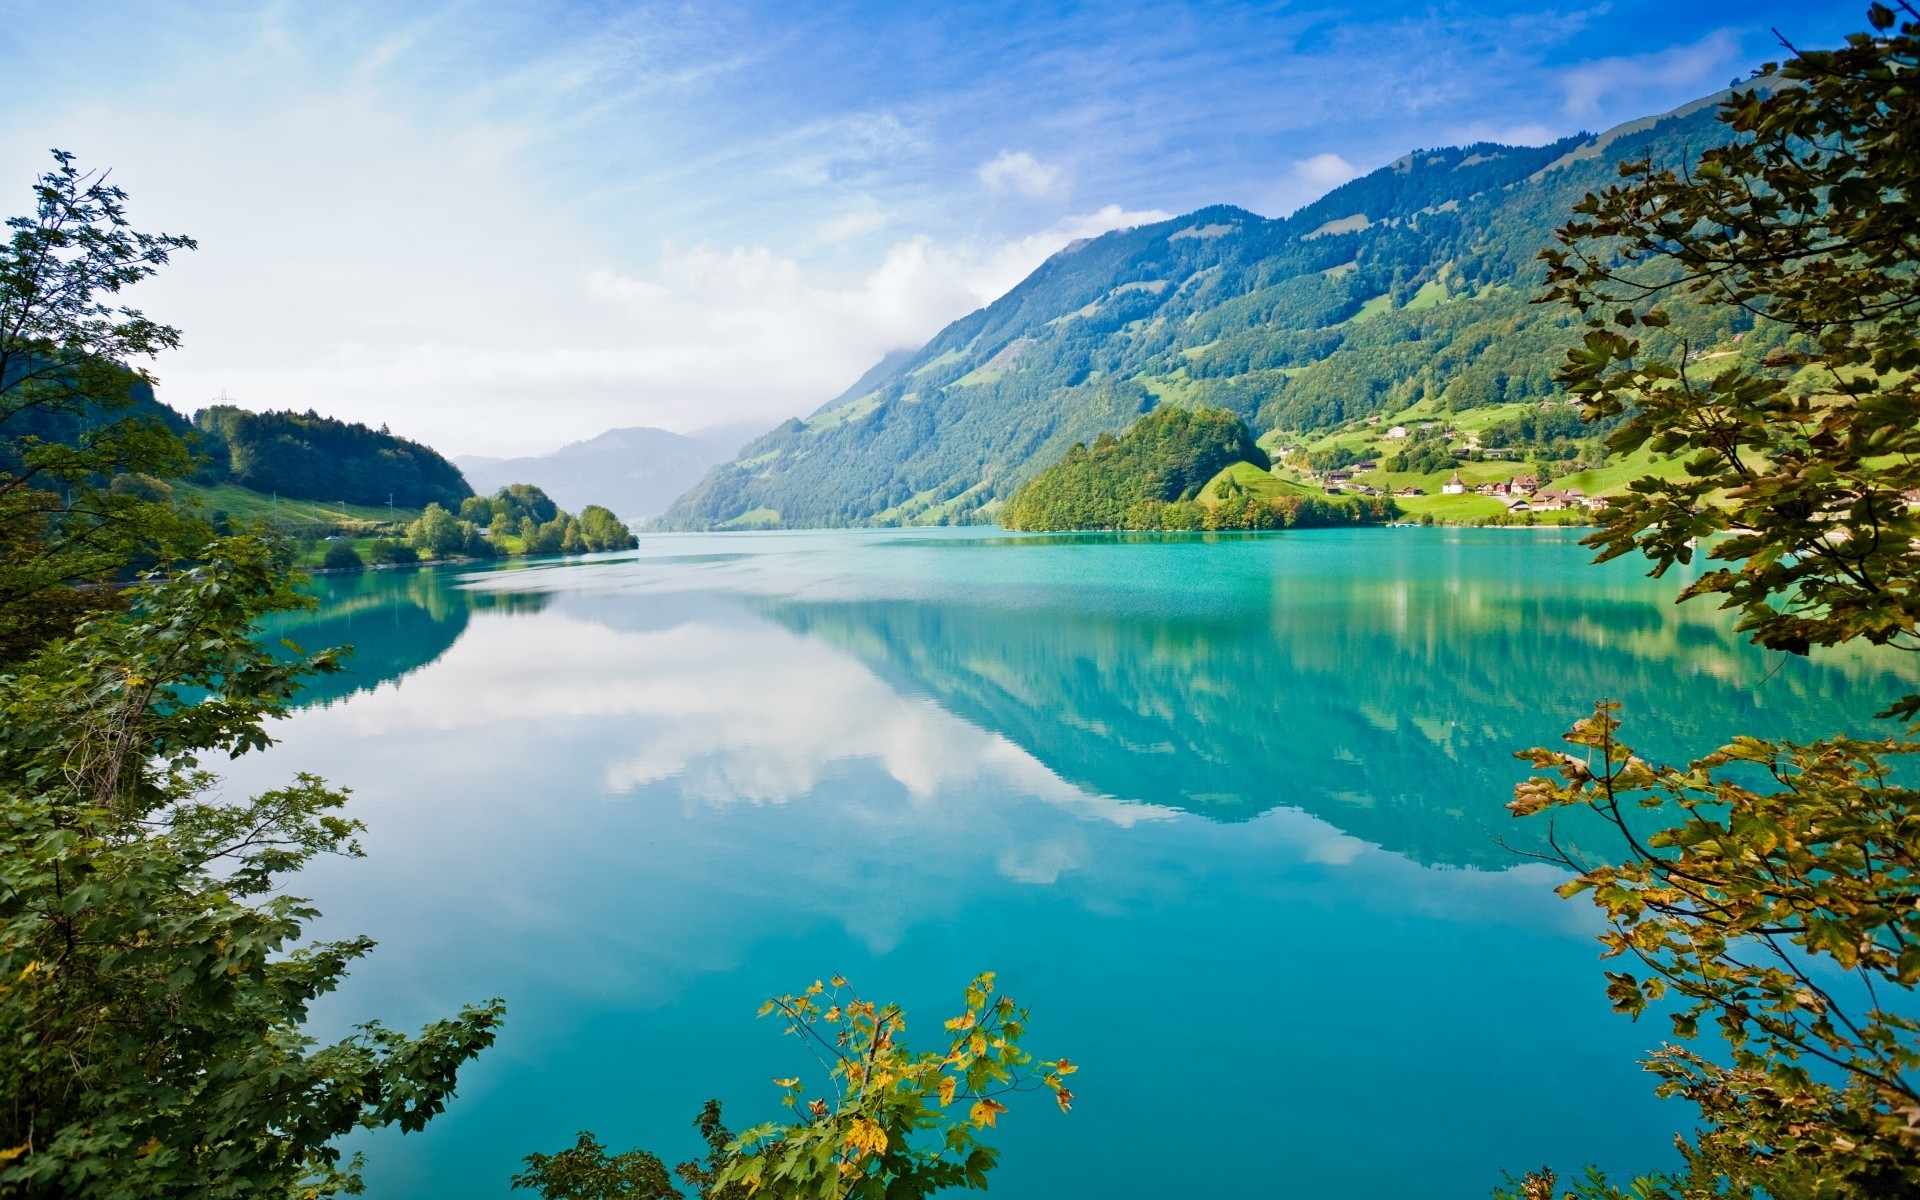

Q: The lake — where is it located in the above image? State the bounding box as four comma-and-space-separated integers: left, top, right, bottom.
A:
227, 527, 1910, 1199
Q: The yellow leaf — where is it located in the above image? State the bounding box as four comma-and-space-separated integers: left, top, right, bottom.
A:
773, 1077, 800, 1089
970, 1032, 987, 1057
137, 1137, 164, 1156
969, 1098, 1007, 1128
945, 1011, 976, 1032
1055, 1058, 1077, 1075
1055, 1088, 1073, 1114
846, 1117, 889, 1157
0, 1143, 29, 1163
937, 1077, 957, 1107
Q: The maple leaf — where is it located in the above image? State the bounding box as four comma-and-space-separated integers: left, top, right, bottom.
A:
969, 1098, 1007, 1129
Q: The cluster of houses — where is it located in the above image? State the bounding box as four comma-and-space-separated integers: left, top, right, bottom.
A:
1323, 461, 1389, 496
1296, 432, 1615, 512
1439, 471, 1609, 511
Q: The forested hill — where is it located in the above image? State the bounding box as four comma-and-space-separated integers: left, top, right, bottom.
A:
661, 89, 1747, 530
192, 406, 471, 510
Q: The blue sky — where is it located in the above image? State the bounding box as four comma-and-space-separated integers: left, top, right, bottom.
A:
1, 0, 1860, 454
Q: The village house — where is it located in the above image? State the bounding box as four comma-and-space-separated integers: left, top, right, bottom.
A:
1385, 425, 1409, 439
1532, 487, 1586, 512
1510, 475, 1539, 494
1442, 471, 1467, 495
1394, 486, 1424, 497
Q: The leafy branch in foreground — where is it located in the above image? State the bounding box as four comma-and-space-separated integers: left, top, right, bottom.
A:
513, 974, 1075, 1200
1540, 4, 1920, 697
1508, 703, 1920, 1197
0, 150, 207, 662
1506, 7, 1920, 1197
0, 538, 504, 1199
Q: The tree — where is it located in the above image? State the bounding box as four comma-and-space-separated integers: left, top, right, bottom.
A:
526, 515, 567, 555
365, 537, 417, 566
407, 501, 463, 559
577, 505, 636, 552
514, 974, 1073, 1200
321, 539, 364, 571
1507, 9, 1920, 1196
0, 538, 504, 1198
0, 151, 204, 661
500, 483, 559, 525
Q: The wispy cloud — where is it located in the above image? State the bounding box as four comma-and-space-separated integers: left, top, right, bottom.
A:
0, 0, 1856, 456
1560, 31, 1744, 117
978, 150, 1066, 199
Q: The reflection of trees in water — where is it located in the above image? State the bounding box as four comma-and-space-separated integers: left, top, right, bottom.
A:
764, 570, 1915, 869
262, 568, 550, 709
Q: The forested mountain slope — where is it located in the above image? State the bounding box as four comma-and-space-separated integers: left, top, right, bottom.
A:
662, 90, 1756, 530
191, 405, 471, 510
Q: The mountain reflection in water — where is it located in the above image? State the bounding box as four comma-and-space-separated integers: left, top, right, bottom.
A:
236, 529, 1913, 1200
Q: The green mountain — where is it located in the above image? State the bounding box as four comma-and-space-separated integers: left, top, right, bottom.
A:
661, 91, 1757, 530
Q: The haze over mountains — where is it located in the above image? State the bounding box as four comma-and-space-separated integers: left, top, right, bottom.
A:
660, 90, 1746, 531
456, 423, 759, 519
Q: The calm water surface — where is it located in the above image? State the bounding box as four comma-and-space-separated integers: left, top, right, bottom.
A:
227, 527, 1912, 1199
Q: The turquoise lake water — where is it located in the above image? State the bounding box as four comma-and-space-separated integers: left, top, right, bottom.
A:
227, 527, 1914, 1198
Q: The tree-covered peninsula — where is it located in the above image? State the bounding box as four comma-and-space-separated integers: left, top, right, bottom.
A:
1000, 405, 1393, 531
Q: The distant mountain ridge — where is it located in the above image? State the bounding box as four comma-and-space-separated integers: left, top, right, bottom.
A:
661, 88, 1749, 531
456, 423, 755, 519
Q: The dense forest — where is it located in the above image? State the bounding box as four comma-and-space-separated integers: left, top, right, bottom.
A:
1001, 406, 1394, 531
662, 89, 1770, 530
1001, 406, 1257, 529
192, 405, 471, 510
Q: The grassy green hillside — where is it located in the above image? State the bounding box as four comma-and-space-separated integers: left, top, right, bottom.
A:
172, 481, 418, 531
1199, 461, 1321, 507
663, 88, 1769, 530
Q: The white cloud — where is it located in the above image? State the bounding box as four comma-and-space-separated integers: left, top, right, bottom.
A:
1294, 152, 1360, 188
977, 149, 1066, 199
1561, 31, 1741, 118
1262, 152, 1363, 216
0, 80, 1162, 458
